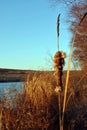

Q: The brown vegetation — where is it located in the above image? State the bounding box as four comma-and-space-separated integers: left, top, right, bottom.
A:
0, 71, 87, 130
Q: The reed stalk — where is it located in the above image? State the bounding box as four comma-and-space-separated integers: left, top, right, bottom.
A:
61, 13, 86, 130
61, 32, 76, 130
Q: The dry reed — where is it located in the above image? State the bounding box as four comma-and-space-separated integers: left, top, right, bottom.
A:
0, 71, 87, 130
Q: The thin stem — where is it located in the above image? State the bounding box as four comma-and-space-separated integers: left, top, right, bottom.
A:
57, 36, 60, 51
58, 92, 62, 130
61, 32, 76, 130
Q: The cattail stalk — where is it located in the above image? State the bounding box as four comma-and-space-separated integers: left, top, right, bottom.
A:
53, 51, 65, 130
58, 92, 62, 130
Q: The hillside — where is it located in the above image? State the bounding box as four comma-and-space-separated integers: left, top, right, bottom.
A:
0, 68, 53, 82
0, 68, 87, 84
0, 68, 35, 82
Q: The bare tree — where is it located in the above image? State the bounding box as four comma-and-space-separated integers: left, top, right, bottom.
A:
70, 2, 87, 70
49, 0, 85, 6
50, 0, 87, 70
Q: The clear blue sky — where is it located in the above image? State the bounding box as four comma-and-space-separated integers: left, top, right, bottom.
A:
0, 0, 72, 70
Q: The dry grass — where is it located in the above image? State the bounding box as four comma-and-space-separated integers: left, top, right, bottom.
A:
0, 71, 87, 130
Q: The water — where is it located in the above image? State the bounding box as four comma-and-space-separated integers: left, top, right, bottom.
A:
0, 82, 24, 98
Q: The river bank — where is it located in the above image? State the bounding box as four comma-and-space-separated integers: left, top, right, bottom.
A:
0, 68, 35, 82
0, 68, 55, 82
0, 68, 86, 83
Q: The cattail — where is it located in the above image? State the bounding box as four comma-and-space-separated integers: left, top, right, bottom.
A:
53, 51, 66, 130
53, 51, 66, 93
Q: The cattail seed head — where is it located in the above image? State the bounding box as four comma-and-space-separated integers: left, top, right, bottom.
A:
53, 51, 66, 90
